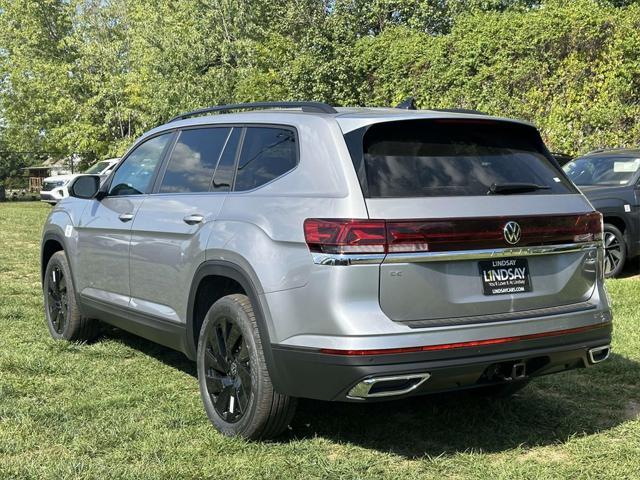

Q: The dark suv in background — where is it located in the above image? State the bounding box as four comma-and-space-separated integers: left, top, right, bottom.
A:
564, 148, 640, 277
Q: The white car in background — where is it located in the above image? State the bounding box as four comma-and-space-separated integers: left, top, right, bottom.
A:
40, 158, 120, 204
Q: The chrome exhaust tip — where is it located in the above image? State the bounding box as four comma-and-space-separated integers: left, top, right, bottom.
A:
588, 345, 611, 364
347, 373, 431, 400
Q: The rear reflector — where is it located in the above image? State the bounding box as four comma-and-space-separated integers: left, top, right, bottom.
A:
304, 212, 602, 254
319, 323, 609, 356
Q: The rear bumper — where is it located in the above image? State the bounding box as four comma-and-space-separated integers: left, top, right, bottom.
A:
270, 322, 612, 401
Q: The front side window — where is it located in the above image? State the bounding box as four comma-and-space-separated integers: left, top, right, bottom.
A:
109, 134, 171, 196
564, 156, 640, 186
234, 127, 297, 191
159, 127, 231, 193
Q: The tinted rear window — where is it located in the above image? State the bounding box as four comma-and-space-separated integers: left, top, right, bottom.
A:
234, 127, 297, 191
345, 119, 575, 198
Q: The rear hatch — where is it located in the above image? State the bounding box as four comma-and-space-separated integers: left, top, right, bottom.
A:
342, 117, 601, 326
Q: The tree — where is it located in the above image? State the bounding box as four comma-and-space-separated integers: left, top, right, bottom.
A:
1, 0, 640, 166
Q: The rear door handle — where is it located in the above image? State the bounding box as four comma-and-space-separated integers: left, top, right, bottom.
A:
118, 213, 135, 222
183, 214, 204, 225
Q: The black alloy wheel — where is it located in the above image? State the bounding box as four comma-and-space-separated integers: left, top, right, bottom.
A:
43, 251, 99, 341
197, 294, 297, 439
603, 224, 626, 278
47, 265, 68, 334
203, 317, 252, 423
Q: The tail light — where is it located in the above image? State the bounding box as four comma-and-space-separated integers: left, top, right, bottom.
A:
303, 219, 386, 254
574, 211, 603, 243
304, 212, 603, 255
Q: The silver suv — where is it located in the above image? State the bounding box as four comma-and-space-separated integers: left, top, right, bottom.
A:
41, 101, 613, 439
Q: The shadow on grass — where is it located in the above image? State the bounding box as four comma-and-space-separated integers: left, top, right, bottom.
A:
103, 327, 639, 458
102, 326, 197, 377
290, 353, 640, 458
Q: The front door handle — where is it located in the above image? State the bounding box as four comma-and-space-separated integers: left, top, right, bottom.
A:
118, 213, 135, 222
183, 213, 204, 225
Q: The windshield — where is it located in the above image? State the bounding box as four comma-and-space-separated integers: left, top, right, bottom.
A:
85, 161, 112, 174
564, 156, 640, 186
345, 119, 575, 198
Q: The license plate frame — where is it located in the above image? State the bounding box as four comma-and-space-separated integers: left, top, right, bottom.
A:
479, 258, 532, 296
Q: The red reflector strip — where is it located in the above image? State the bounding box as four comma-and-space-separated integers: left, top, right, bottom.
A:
319, 323, 608, 356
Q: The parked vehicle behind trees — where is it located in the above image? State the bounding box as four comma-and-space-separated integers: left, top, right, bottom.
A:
41, 102, 612, 439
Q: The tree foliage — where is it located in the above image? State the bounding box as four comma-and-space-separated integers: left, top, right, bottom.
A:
0, 0, 639, 173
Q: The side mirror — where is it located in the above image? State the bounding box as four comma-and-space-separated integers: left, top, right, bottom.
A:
69, 175, 101, 199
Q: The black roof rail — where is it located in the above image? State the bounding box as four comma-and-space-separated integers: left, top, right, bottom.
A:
584, 148, 608, 156
431, 108, 488, 115
168, 101, 338, 122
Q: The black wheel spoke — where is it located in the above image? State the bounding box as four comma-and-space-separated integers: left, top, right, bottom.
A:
236, 364, 252, 413
47, 290, 58, 309
215, 324, 228, 359
236, 341, 249, 363
205, 370, 225, 394
205, 343, 228, 373
202, 314, 253, 424
235, 383, 247, 415
226, 325, 242, 359
48, 286, 60, 302
214, 385, 233, 418
47, 266, 68, 335
603, 230, 623, 275
605, 233, 614, 247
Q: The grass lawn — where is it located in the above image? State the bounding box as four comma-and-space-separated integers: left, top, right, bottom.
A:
1, 201, 639, 479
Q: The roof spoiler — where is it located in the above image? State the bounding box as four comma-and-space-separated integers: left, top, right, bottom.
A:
395, 97, 488, 116
395, 97, 417, 110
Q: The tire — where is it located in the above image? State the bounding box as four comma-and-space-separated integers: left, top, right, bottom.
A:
43, 251, 99, 342
475, 379, 531, 398
603, 224, 626, 278
197, 294, 297, 440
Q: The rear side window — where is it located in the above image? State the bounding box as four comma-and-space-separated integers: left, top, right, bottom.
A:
159, 127, 231, 193
345, 119, 575, 198
234, 127, 297, 191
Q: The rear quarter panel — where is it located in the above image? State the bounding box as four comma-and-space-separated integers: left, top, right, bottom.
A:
204, 117, 369, 339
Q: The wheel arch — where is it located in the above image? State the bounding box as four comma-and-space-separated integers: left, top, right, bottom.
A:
186, 260, 283, 390
41, 233, 65, 283
603, 215, 627, 234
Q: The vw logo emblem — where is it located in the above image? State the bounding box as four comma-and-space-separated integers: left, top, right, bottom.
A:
503, 221, 522, 245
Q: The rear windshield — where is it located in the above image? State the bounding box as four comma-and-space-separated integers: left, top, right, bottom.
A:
344, 119, 575, 198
